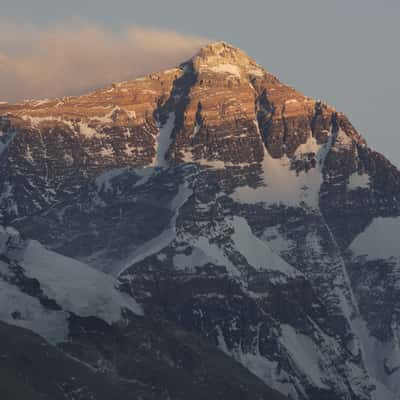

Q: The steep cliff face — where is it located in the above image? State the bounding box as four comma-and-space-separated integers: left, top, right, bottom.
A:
1, 42, 400, 400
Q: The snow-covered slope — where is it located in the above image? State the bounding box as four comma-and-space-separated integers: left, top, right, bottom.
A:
350, 217, 400, 262
346, 217, 400, 397
1, 42, 400, 400
0, 225, 142, 343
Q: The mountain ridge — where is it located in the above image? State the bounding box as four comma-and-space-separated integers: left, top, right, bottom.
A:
1, 42, 400, 400
2, 41, 395, 224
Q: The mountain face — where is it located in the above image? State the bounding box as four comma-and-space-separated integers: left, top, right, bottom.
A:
1, 41, 400, 400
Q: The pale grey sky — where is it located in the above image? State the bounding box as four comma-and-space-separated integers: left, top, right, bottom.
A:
1, 0, 399, 166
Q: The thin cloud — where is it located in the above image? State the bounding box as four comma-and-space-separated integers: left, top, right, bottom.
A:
0, 22, 207, 102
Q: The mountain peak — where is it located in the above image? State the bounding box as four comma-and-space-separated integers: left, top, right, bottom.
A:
191, 41, 264, 77
197, 41, 242, 56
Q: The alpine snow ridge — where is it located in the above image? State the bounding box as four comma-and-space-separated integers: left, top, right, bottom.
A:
1, 41, 400, 400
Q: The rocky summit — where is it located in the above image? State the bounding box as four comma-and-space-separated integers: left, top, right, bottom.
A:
1, 41, 400, 400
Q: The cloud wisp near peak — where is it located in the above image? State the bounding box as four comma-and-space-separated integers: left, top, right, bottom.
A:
0, 21, 207, 102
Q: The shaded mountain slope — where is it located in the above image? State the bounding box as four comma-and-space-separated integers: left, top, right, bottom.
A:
1, 42, 400, 400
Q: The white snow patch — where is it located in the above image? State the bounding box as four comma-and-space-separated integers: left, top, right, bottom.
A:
208, 64, 241, 77
262, 226, 295, 255
173, 246, 220, 272
24, 145, 34, 163
95, 168, 128, 192
191, 236, 241, 277
351, 317, 400, 398
193, 122, 201, 136
230, 217, 299, 277
349, 217, 400, 262
0, 278, 69, 343
173, 216, 300, 279
232, 151, 321, 209
131, 167, 158, 188
294, 135, 320, 156
98, 145, 114, 157
22, 116, 75, 131
231, 346, 301, 399
348, 172, 370, 190
187, 157, 253, 169
247, 66, 265, 77
333, 129, 353, 151
32, 99, 51, 107
91, 106, 121, 124
19, 240, 143, 322
78, 122, 103, 138
153, 113, 175, 167
232, 128, 334, 209
232, 123, 339, 209
280, 324, 328, 389
216, 326, 230, 354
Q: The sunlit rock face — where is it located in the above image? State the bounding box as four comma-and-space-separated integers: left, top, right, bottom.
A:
1, 42, 400, 400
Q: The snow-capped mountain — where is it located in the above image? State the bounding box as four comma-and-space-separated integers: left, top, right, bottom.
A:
1, 41, 400, 400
